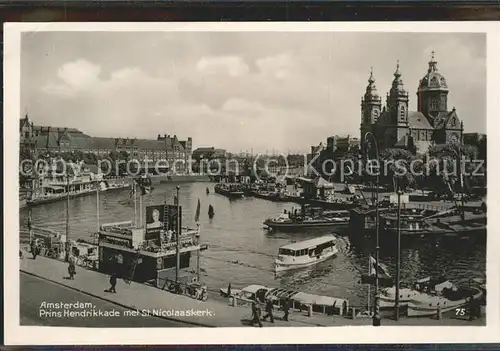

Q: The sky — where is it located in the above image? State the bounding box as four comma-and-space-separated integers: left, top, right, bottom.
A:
21, 31, 486, 154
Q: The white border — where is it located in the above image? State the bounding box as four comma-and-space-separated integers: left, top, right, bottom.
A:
4, 21, 500, 345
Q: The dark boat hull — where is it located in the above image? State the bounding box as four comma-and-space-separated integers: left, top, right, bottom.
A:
263, 219, 349, 231
214, 188, 244, 199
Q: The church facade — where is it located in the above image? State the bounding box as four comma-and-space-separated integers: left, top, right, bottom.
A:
360, 53, 464, 154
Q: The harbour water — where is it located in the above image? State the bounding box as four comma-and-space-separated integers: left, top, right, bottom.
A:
19, 182, 486, 308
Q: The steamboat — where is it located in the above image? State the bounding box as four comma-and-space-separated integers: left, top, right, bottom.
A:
264, 205, 350, 231
214, 183, 245, 199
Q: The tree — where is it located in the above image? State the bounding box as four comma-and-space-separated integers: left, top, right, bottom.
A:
378, 148, 418, 190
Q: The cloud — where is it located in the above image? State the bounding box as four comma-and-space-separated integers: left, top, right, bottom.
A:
23, 32, 486, 153
56, 59, 101, 91
256, 52, 295, 79
195, 55, 249, 77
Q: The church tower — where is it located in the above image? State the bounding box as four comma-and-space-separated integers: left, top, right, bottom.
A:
417, 51, 449, 126
360, 67, 382, 145
386, 61, 409, 147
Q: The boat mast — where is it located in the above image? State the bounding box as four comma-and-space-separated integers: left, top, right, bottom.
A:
96, 181, 100, 231
175, 185, 181, 283
66, 174, 70, 237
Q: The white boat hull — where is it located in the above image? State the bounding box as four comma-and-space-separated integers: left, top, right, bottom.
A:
274, 248, 338, 273
407, 288, 483, 317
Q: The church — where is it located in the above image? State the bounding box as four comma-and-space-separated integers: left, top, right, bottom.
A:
360, 52, 464, 154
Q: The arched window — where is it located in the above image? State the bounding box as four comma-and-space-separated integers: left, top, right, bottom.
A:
399, 105, 406, 121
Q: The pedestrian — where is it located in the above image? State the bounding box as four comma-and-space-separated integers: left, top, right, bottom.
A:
251, 301, 262, 327
19, 250, 23, 259
31, 242, 38, 260
282, 298, 290, 321
109, 273, 117, 293
68, 259, 76, 280
262, 298, 275, 323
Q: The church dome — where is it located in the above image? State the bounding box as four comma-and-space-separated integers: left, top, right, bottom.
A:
364, 68, 380, 100
419, 51, 448, 91
390, 61, 407, 96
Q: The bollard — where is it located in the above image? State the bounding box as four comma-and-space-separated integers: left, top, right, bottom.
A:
307, 304, 313, 317
351, 308, 356, 319
437, 306, 442, 320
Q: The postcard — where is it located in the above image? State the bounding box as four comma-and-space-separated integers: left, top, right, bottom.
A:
3, 21, 500, 345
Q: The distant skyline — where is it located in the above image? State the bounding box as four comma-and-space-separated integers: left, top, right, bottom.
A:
21, 31, 486, 153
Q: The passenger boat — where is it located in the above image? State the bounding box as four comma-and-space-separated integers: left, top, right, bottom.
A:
264, 206, 350, 231
407, 281, 483, 317
214, 183, 244, 199
274, 235, 338, 272
219, 284, 349, 316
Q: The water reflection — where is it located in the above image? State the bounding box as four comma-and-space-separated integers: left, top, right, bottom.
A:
19, 181, 486, 307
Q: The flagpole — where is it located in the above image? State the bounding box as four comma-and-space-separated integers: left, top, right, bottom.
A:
175, 186, 180, 283
133, 181, 137, 227
195, 199, 201, 282
140, 193, 143, 228
96, 182, 100, 231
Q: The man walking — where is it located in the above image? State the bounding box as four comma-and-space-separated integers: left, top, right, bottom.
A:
68, 259, 76, 280
109, 273, 117, 293
251, 301, 262, 327
282, 298, 290, 321
262, 298, 275, 323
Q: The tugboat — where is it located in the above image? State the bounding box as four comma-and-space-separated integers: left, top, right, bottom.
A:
263, 205, 350, 232
214, 183, 244, 199
208, 204, 215, 219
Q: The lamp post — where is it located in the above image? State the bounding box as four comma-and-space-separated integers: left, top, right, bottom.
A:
364, 131, 380, 326
395, 186, 403, 321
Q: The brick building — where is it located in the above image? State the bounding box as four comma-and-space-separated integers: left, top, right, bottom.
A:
19, 115, 193, 172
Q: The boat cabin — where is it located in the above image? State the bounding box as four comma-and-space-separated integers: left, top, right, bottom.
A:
278, 236, 336, 258
98, 221, 201, 286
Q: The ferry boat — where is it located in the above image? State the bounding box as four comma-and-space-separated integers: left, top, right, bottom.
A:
219, 284, 349, 316
214, 183, 244, 199
274, 235, 338, 272
264, 206, 350, 231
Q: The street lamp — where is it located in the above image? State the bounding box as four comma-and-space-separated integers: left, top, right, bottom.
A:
364, 131, 381, 326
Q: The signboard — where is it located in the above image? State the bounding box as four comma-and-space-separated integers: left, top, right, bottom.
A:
145, 205, 165, 241
166, 204, 182, 233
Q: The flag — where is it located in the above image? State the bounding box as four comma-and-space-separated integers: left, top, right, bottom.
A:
194, 199, 201, 223
135, 176, 153, 196
369, 255, 391, 278
129, 182, 136, 198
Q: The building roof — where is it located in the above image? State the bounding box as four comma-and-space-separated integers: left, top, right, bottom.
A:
280, 235, 336, 251
419, 52, 448, 92
90, 137, 115, 150
408, 111, 433, 130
